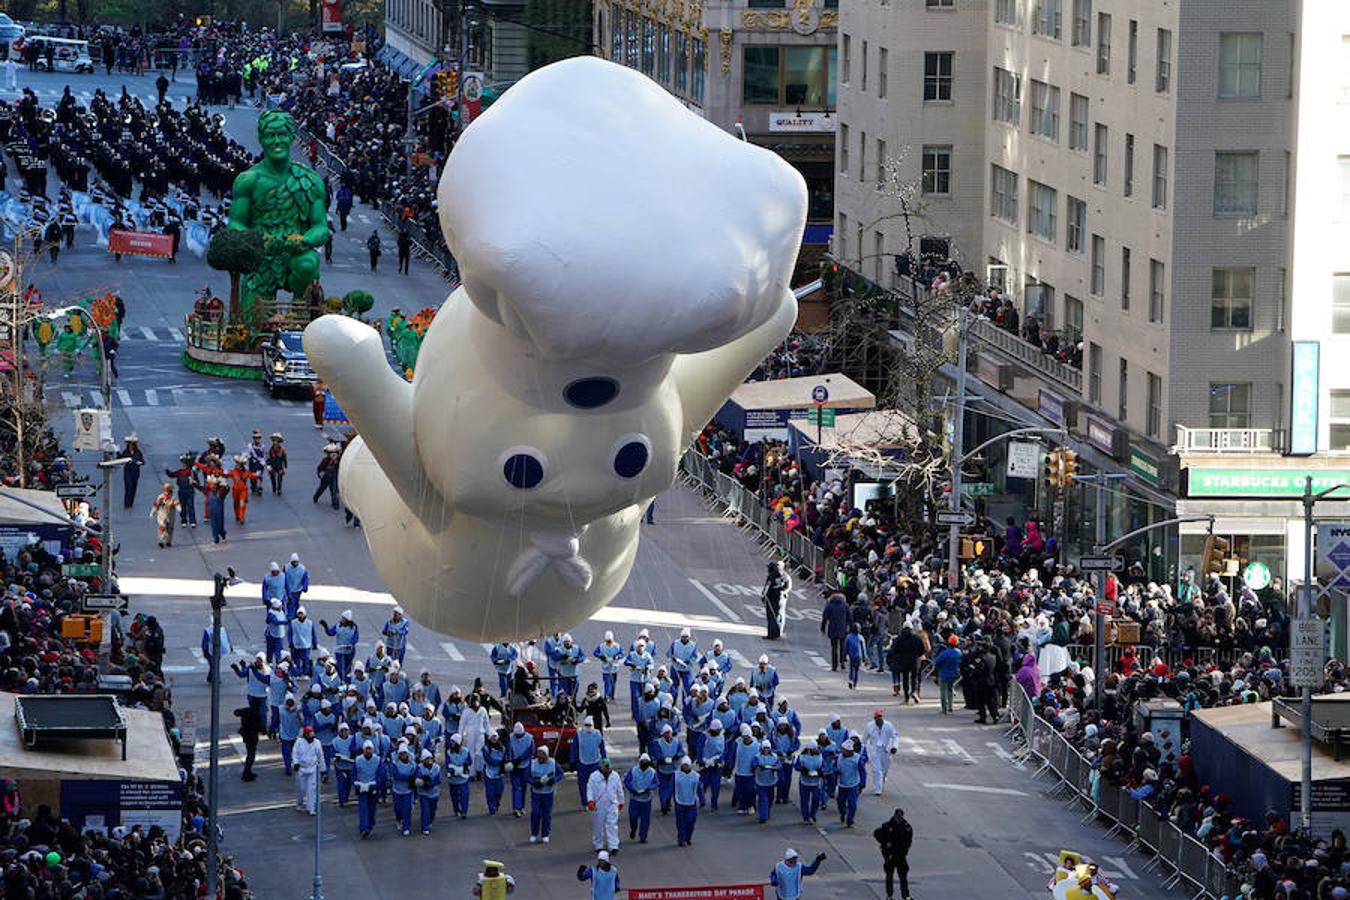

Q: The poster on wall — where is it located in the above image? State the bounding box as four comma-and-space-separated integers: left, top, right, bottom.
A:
60, 780, 184, 842
321, 0, 344, 33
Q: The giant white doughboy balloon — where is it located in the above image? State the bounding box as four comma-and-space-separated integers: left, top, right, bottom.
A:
304, 57, 806, 640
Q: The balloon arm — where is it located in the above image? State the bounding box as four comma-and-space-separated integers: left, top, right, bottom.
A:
303, 314, 448, 530
670, 290, 797, 440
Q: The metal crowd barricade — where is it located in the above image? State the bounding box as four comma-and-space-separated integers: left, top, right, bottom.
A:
1114, 791, 1140, 840
1093, 781, 1121, 828
1204, 850, 1237, 899
1155, 820, 1182, 879
1134, 803, 1164, 858
1176, 833, 1209, 890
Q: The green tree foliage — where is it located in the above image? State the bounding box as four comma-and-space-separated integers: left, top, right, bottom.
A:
207, 229, 264, 324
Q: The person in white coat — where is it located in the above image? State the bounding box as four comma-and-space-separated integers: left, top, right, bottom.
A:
861, 710, 899, 796
460, 694, 491, 774
586, 758, 625, 854
293, 726, 325, 814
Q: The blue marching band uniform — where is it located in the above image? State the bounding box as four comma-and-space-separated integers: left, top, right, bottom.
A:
229, 626, 884, 855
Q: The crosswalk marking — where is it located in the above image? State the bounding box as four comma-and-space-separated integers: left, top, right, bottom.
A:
804, 651, 830, 669
51, 386, 302, 409
942, 738, 977, 764
62, 391, 82, 408
169, 328, 184, 341
117, 388, 132, 406
727, 648, 753, 669
139, 326, 157, 340
145, 389, 159, 406
441, 641, 465, 662
986, 741, 1025, 770
899, 736, 927, 756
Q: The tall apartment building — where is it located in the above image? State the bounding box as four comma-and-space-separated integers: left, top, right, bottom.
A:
837, 0, 1350, 590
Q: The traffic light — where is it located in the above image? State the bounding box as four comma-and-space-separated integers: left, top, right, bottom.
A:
1061, 448, 1078, 483
433, 69, 457, 100
960, 537, 988, 560
1202, 535, 1231, 577
1046, 449, 1063, 488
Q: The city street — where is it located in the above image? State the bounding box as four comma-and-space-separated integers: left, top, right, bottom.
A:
7, 67, 1185, 899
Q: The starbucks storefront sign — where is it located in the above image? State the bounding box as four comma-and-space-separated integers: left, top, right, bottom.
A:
1186, 467, 1350, 498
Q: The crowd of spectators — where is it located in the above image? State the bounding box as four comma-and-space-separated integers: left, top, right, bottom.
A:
691, 420, 1339, 895
891, 249, 1084, 371
0, 497, 241, 894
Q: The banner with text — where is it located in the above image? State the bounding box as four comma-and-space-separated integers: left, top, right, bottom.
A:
628, 886, 765, 900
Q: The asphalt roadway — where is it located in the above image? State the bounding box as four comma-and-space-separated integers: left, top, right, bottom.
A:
10, 67, 1184, 898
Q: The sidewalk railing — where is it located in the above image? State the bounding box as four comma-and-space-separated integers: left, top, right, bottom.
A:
1007, 681, 1243, 898
679, 448, 836, 589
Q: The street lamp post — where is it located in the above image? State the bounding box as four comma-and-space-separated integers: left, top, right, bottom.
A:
206, 567, 238, 900
944, 305, 969, 592
53, 306, 114, 579
1298, 476, 1349, 834
311, 768, 324, 900
1070, 471, 1128, 712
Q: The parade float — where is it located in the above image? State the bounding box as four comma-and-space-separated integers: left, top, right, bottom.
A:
182, 110, 330, 380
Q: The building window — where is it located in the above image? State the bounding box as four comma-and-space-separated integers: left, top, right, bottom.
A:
1127, 19, 1137, 84
1147, 373, 1161, 437
742, 47, 780, 104
1066, 196, 1086, 253
842, 33, 851, 84
1214, 151, 1259, 216
1276, 267, 1287, 332
1093, 123, 1108, 184
874, 232, 885, 281
1334, 273, 1350, 334
626, 12, 639, 68
1210, 267, 1254, 330
1088, 343, 1102, 403
996, 0, 1021, 26
1090, 235, 1105, 294
1118, 358, 1129, 421
1065, 294, 1084, 343
839, 123, 849, 174
658, 25, 670, 83
927, 0, 955, 6
1209, 383, 1251, 429
692, 38, 705, 102
924, 52, 954, 101
922, 145, 952, 194
1331, 391, 1350, 451
1032, 0, 1061, 39
1148, 258, 1165, 322
878, 47, 888, 98
861, 40, 868, 92
1341, 35, 1350, 105
1219, 33, 1261, 99
610, 13, 623, 62
877, 139, 888, 187
675, 32, 688, 92
743, 46, 834, 106
990, 164, 1019, 222
784, 46, 833, 105
1068, 93, 1088, 150
748, 0, 785, 6
1096, 12, 1111, 74
1155, 28, 1172, 93
1124, 133, 1135, 197
1121, 246, 1131, 309
1071, 0, 1091, 47
1030, 80, 1060, 141
859, 130, 867, 181
641, 19, 654, 75
993, 67, 1022, 124
1151, 144, 1168, 209
1028, 180, 1058, 241
837, 212, 848, 258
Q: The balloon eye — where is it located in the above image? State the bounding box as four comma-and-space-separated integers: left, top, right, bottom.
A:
612, 438, 649, 479
564, 377, 619, 409
502, 451, 545, 489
